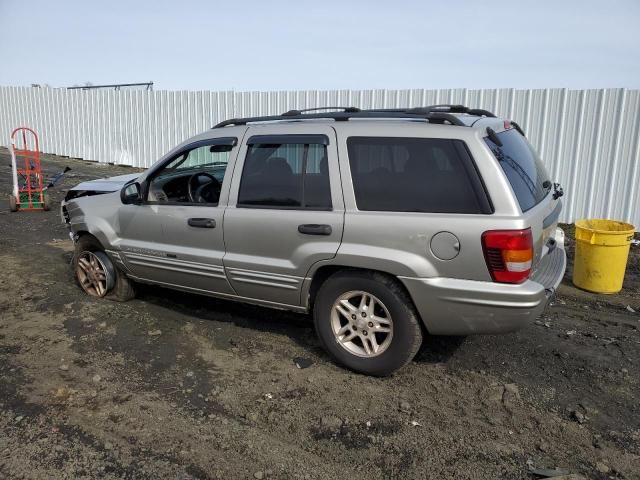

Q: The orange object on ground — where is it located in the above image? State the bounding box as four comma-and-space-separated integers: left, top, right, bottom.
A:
9, 127, 48, 211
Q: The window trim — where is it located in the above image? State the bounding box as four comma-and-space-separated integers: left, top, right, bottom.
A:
346, 136, 493, 215
236, 204, 333, 212
236, 139, 333, 211
246, 134, 329, 145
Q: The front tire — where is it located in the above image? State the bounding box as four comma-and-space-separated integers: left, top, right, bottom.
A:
73, 235, 135, 302
314, 270, 423, 376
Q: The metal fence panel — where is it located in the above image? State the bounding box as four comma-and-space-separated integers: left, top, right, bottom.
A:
1, 86, 638, 225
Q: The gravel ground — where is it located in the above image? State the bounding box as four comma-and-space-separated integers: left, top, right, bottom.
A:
1, 148, 639, 480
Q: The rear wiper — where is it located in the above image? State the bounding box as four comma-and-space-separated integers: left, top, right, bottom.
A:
486, 127, 503, 147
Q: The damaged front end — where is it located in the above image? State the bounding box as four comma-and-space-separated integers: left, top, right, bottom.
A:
61, 172, 140, 240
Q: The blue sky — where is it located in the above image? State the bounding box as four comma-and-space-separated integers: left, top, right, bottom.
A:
1, 0, 639, 91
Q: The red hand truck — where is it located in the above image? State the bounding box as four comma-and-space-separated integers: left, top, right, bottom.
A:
9, 127, 49, 212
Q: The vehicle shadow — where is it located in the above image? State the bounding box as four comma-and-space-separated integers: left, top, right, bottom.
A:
134, 283, 321, 350
413, 335, 467, 363
134, 283, 460, 366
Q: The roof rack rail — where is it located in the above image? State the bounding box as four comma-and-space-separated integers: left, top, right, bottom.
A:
282, 106, 360, 116
213, 110, 466, 128
366, 105, 496, 117
211, 104, 495, 129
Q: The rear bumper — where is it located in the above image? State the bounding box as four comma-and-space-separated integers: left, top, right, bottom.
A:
400, 228, 566, 335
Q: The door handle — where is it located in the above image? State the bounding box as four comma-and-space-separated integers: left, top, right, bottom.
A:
188, 218, 216, 228
298, 224, 332, 236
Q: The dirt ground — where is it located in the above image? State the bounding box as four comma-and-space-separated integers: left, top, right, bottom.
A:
1, 147, 639, 480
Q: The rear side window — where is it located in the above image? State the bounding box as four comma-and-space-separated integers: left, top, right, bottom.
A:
346, 137, 492, 214
238, 141, 331, 209
485, 129, 550, 212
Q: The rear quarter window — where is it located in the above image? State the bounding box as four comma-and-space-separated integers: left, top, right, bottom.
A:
346, 137, 492, 214
485, 129, 550, 212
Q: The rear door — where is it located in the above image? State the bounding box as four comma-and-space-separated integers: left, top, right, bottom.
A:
223, 125, 344, 307
484, 127, 562, 265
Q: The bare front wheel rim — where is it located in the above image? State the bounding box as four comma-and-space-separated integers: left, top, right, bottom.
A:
76, 251, 109, 297
330, 290, 394, 358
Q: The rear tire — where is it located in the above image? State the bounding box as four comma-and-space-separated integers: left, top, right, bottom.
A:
73, 235, 135, 302
314, 270, 423, 376
9, 194, 17, 212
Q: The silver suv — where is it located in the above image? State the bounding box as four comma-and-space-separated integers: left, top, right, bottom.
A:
62, 105, 566, 376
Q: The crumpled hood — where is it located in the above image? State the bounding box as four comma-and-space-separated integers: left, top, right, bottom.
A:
70, 173, 140, 192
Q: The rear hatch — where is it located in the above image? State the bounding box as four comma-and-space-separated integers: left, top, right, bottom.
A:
484, 127, 563, 269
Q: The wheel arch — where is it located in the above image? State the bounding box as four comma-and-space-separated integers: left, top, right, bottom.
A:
72, 230, 104, 250
73, 228, 110, 251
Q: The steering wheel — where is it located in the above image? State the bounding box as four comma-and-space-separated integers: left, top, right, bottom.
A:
187, 172, 221, 203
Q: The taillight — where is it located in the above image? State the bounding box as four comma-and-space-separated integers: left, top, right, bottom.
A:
481, 228, 534, 284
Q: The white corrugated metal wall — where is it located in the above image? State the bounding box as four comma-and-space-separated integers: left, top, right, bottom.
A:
1, 86, 638, 226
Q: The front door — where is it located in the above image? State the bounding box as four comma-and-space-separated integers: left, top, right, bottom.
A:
223, 125, 344, 307
119, 136, 241, 295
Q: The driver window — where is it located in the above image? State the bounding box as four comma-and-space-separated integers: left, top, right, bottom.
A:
147, 143, 232, 204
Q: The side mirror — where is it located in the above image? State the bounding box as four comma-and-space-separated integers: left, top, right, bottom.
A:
121, 182, 142, 205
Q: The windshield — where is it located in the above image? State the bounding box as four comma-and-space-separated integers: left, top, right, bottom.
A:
485, 129, 550, 212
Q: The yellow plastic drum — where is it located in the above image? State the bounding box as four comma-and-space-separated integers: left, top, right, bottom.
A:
573, 219, 636, 294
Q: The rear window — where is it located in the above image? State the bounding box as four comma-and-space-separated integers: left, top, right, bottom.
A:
346, 137, 492, 214
485, 129, 550, 212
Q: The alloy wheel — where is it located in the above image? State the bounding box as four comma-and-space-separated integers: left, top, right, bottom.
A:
76, 251, 113, 297
330, 290, 394, 358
